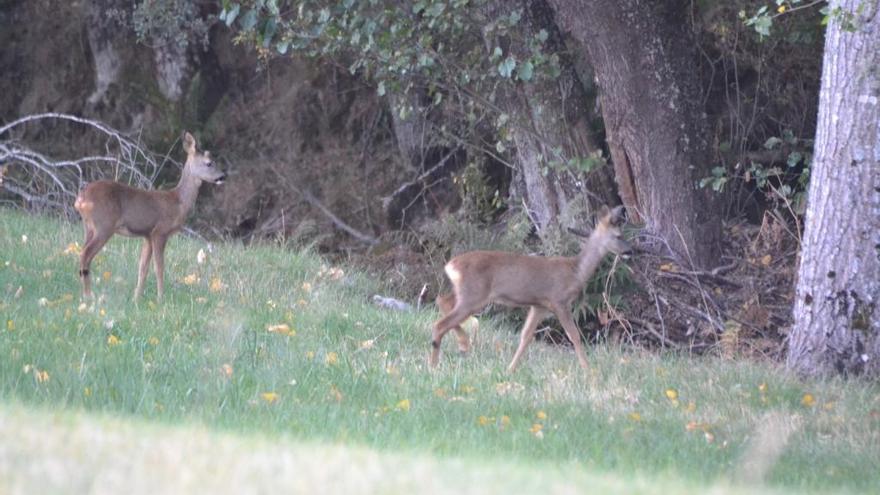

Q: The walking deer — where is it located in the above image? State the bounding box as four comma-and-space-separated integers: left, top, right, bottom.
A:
74, 132, 226, 300
430, 205, 631, 372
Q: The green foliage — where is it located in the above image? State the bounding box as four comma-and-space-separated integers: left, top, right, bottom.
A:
219, 0, 561, 95
219, 0, 564, 171
126, 0, 215, 49
741, 1, 860, 39
456, 161, 506, 224
702, 129, 811, 214
422, 206, 531, 259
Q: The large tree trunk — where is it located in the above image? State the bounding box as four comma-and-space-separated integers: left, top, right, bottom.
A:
547, 0, 720, 267
787, 0, 880, 377
85, 0, 123, 106
388, 91, 430, 171
503, 0, 618, 237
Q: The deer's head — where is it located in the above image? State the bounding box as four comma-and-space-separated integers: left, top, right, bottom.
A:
570, 205, 632, 256
183, 132, 227, 185
595, 205, 632, 255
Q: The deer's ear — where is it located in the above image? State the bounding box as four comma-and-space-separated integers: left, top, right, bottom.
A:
610, 205, 626, 225
596, 204, 612, 225
183, 132, 196, 155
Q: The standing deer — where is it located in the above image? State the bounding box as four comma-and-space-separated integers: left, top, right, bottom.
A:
430, 205, 631, 372
74, 132, 226, 300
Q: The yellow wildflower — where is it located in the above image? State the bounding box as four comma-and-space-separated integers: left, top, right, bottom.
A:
221, 363, 233, 377
182, 273, 199, 285
665, 388, 679, 400
261, 392, 279, 404
107, 334, 121, 346
325, 352, 339, 365
148, 336, 160, 346
628, 412, 642, 422
500, 415, 511, 429
529, 423, 543, 435
35, 370, 50, 383
477, 415, 492, 426
305, 351, 315, 360
102, 271, 111, 281
209, 277, 225, 293
777, 5, 786, 13
84, 387, 92, 397
63, 242, 82, 256
6, 319, 13, 331
801, 393, 816, 407
267, 323, 294, 336
329, 385, 343, 402
536, 410, 547, 421
686, 421, 712, 432
396, 399, 411, 412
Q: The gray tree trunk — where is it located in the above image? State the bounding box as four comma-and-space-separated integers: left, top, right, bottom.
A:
499, 0, 618, 237
547, 0, 721, 267
85, 0, 123, 106
388, 91, 429, 171
787, 0, 880, 377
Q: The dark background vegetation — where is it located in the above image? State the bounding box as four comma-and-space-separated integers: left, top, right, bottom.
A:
0, 0, 828, 358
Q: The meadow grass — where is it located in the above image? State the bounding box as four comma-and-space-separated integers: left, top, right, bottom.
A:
1, 209, 878, 494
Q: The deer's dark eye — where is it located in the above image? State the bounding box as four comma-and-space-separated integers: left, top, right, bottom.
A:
206, 161, 214, 168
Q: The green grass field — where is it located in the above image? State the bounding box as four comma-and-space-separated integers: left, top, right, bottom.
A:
1, 210, 878, 494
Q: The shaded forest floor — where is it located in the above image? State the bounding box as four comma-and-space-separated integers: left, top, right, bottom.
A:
358, 210, 799, 362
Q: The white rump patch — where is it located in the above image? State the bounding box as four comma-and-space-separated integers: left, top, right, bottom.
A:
445, 264, 463, 284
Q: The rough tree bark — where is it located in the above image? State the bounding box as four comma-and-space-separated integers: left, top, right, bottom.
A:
483, 0, 617, 237
502, 0, 618, 237
85, 0, 123, 106
787, 0, 880, 377
547, 0, 720, 267
388, 91, 430, 171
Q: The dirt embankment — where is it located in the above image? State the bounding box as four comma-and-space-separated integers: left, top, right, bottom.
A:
0, 0, 404, 250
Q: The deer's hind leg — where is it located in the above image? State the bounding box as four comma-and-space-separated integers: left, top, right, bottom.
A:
430, 295, 485, 368
550, 303, 589, 370
79, 227, 112, 299
437, 293, 470, 354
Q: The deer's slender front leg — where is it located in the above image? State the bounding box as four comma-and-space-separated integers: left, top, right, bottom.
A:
552, 304, 589, 369
134, 238, 153, 300
507, 306, 547, 373
151, 235, 169, 300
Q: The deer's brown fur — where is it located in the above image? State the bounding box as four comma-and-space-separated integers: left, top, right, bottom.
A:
430, 206, 631, 371
74, 132, 226, 300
